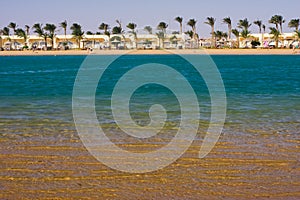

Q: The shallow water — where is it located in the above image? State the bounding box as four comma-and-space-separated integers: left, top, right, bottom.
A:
0, 55, 300, 199
1, 55, 299, 129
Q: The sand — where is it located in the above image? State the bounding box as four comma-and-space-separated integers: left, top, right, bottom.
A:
0, 48, 300, 56
0, 125, 299, 199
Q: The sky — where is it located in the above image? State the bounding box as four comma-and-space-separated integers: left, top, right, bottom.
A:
1, 0, 299, 37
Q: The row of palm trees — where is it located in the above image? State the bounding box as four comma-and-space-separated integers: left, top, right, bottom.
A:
0, 21, 83, 49
1, 15, 300, 49
203, 16, 300, 48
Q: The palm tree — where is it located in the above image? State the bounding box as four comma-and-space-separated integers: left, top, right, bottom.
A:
45, 24, 56, 49
223, 32, 228, 40
99, 22, 111, 46
187, 19, 197, 48
115, 19, 126, 47
238, 18, 252, 47
60, 20, 67, 42
187, 19, 196, 37
241, 30, 251, 40
288, 19, 300, 31
16, 28, 27, 45
254, 20, 262, 33
24, 25, 30, 49
157, 22, 168, 33
238, 18, 251, 31
269, 27, 281, 48
115, 20, 124, 34
175, 16, 183, 34
112, 26, 123, 34
127, 23, 137, 49
295, 31, 300, 42
269, 15, 279, 31
70, 23, 84, 49
8, 22, 17, 49
269, 15, 285, 33
144, 26, 152, 34
157, 22, 168, 48
278, 15, 285, 33
99, 23, 110, 35
8, 22, 17, 35
262, 24, 266, 47
215, 31, 228, 41
185, 30, 194, 39
223, 17, 232, 40
1, 27, 10, 36
156, 31, 165, 49
232, 29, 240, 48
99, 22, 110, 47
205, 17, 216, 48
1, 27, 10, 49
254, 20, 263, 46
25, 25, 30, 36
33, 23, 48, 50
116, 19, 122, 29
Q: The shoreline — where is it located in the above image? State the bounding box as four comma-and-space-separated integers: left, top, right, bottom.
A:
0, 48, 300, 56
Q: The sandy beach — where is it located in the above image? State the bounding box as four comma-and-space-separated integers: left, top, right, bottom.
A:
1, 50, 299, 199
1, 125, 299, 199
0, 48, 300, 56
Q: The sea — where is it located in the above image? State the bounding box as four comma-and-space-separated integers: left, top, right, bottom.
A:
0, 54, 300, 141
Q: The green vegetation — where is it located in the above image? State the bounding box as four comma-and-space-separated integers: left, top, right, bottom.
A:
70, 23, 84, 49
1, 15, 299, 50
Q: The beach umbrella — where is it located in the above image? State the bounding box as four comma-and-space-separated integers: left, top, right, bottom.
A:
268, 41, 282, 47
110, 36, 121, 43
111, 39, 120, 43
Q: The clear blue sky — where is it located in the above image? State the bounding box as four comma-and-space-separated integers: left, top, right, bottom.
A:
1, 0, 299, 37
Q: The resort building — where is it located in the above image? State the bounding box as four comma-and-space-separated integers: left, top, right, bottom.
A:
0, 32, 299, 50
242, 33, 299, 48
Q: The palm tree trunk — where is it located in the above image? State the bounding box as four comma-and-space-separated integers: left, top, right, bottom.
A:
44, 37, 48, 51
64, 29, 67, 42
26, 36, 29, 47
13, 31, 16, 50
211, 27, 215, 48
52, 39, 54, 50
122, 35, 126, 49
192, 27, 196, 48
108, 36, 111, 49
158, 38, 161, 49
135, 38, 137, 49
180, 24, 182, 34
179, 24, 183, 46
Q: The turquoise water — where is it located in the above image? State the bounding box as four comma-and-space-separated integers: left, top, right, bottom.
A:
0, 55, 300, 135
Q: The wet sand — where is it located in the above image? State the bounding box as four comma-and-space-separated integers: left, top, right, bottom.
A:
0, 123, 299, 199
0, 48, 300, 56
